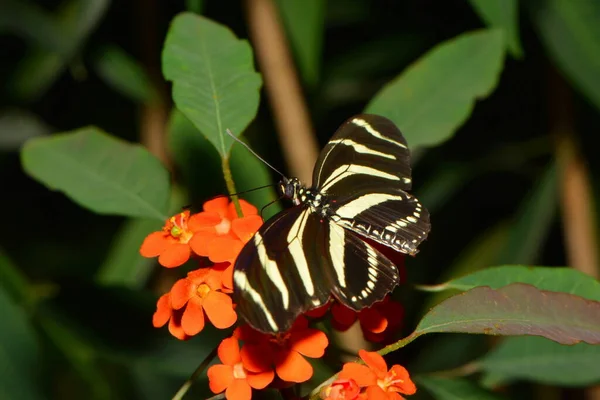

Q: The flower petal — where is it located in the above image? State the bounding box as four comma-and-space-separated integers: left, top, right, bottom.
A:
218, 337, 241, 366
359, 306, 388, 334
167, 311, 189, 340
158, 243, 191, 268
140, 232, 172, 257
359, 350, 388, 375
203, 291, 237, 329
152, 294, 172, 327
169, 278, 195, 310
246, 370, 275, 389
207, 364, 233, 394
189, 231, 215, 256
226, 378, 252, 400
331, 302, 358, 331
274, 350, 313, 383
227, 199, 258, 219
208, 237, 244, 263
188, 211, 221, 231
204, 197, 230, 216
389, 365, 416, 395
240, 343, 274, 373
365, 385, 390, 400
290, 328, 328, 358
231, 215, 263, 243
181, 297, 205, 335
339, 363, 377, 387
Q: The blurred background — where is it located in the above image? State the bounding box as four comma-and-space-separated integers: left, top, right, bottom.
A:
1, 0, 599, 399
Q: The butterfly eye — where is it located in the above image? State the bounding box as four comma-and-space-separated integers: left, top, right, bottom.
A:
285, 184, 296, 199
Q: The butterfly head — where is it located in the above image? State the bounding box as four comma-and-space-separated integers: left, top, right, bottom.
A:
279, 177, 303, 204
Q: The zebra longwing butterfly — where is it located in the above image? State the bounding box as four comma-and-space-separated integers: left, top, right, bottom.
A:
233, 114, 430, 333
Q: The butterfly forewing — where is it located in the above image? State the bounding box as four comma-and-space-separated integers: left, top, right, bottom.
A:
232, 206, 331, 333
313, 114, 413, 195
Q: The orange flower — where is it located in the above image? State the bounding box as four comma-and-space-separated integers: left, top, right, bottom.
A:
140, 210, 202, 268
321, 378, 361, 400
208, 337, 274, 400
237, 317, 329, 383
152, 293, 191, 340
304, 301, 332, 319
331, 297, 404, 343
339, 350, 416, 400
188, 197, 263, 265
169, 267, 237, 336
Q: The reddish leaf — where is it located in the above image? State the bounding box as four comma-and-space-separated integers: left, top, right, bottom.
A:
416, 283, 600, 345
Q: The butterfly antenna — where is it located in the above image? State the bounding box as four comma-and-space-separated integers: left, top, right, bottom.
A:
226, 129, 286, 178
260, 196, 283, 219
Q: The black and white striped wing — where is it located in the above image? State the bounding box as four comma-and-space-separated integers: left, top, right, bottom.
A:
329, 187, 430, 255
232, 206, 331, 333
313, 114, 413, 196
233, 206, 400, 333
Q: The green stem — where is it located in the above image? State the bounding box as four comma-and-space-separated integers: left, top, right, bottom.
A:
172, 346, 219, 400
222, 156, 243, 217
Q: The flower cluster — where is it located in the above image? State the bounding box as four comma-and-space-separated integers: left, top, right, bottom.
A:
140, 197, 415, 399
322, 350, 416, 400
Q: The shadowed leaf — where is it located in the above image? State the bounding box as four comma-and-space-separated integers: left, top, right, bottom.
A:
469, 0, 522, 57
416, 376, 506, 400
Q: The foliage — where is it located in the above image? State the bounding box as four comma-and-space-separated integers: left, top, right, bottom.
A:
2, 1, 600, 399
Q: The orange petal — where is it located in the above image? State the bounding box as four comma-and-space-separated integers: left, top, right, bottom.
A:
274, 350, 313, 383
188, 211, 221, 231
204, 291, 237, 329
226, 378, 252, 400
204, 197, 230, 217
359, 350, 388, 375
247, 370, 275, 389
207, 364, 233, 394
170, 278, 195, 310
208, 237, 244, 263
152, 294, 172, 327
218, 337, 241, 366
240, 343, 274, 373
189, 231, 215, 256
365, 385, 390, 400
227, 199, 258, 219
304, 302, 331, 318
231, 215, 263, 243
290, 328, 328, 358
140, 232, 172, 257
359, 307, 388, 334
167, 311, 190, 340
339, 363, 376, 387
181, 297, 205, 335
389, 365, 416, 395
158, 243, 191, 268
331, 302, 358, 331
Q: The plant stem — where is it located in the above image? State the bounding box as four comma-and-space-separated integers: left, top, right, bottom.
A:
222, 156, 243, 217
172, 346, 219, 400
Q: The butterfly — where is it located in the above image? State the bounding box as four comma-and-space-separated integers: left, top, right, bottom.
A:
232, 114, 430, 333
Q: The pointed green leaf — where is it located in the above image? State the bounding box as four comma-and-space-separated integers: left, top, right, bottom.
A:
366, 29, 505, 148
423, 266, 600, 301
469, 0, 523, 57
415, 283, 600, 345
275, 0, 325, 86
0, 286, 45, 400
479, 336, 600, 387
416, 376, 505, 400
21, 127, 170, 220
162, 12, 262, 157
531, 0, 600, 110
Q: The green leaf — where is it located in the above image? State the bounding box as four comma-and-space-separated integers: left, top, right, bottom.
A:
96, 187, 187, 287
0, 249, 31, 305
530, 0, 600, 110
414, 283, 600, 345
0, 109, 50, 151
424, 266, 600, 301
365, 29, 505, 149
469, 0, 523, 58
21, 127, 170, 220
479, 336, 600, 387
416, 376, 505, 400
496, 163, 558, 265
185, 0, 204, 14
0, 286, 45, 400
162, 12, 262, 157
9, 0, 110, 101
94, 46, 159, 104
275, 0, 324, 86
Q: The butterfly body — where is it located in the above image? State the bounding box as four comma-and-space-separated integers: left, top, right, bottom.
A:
233, 114, 430, 333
